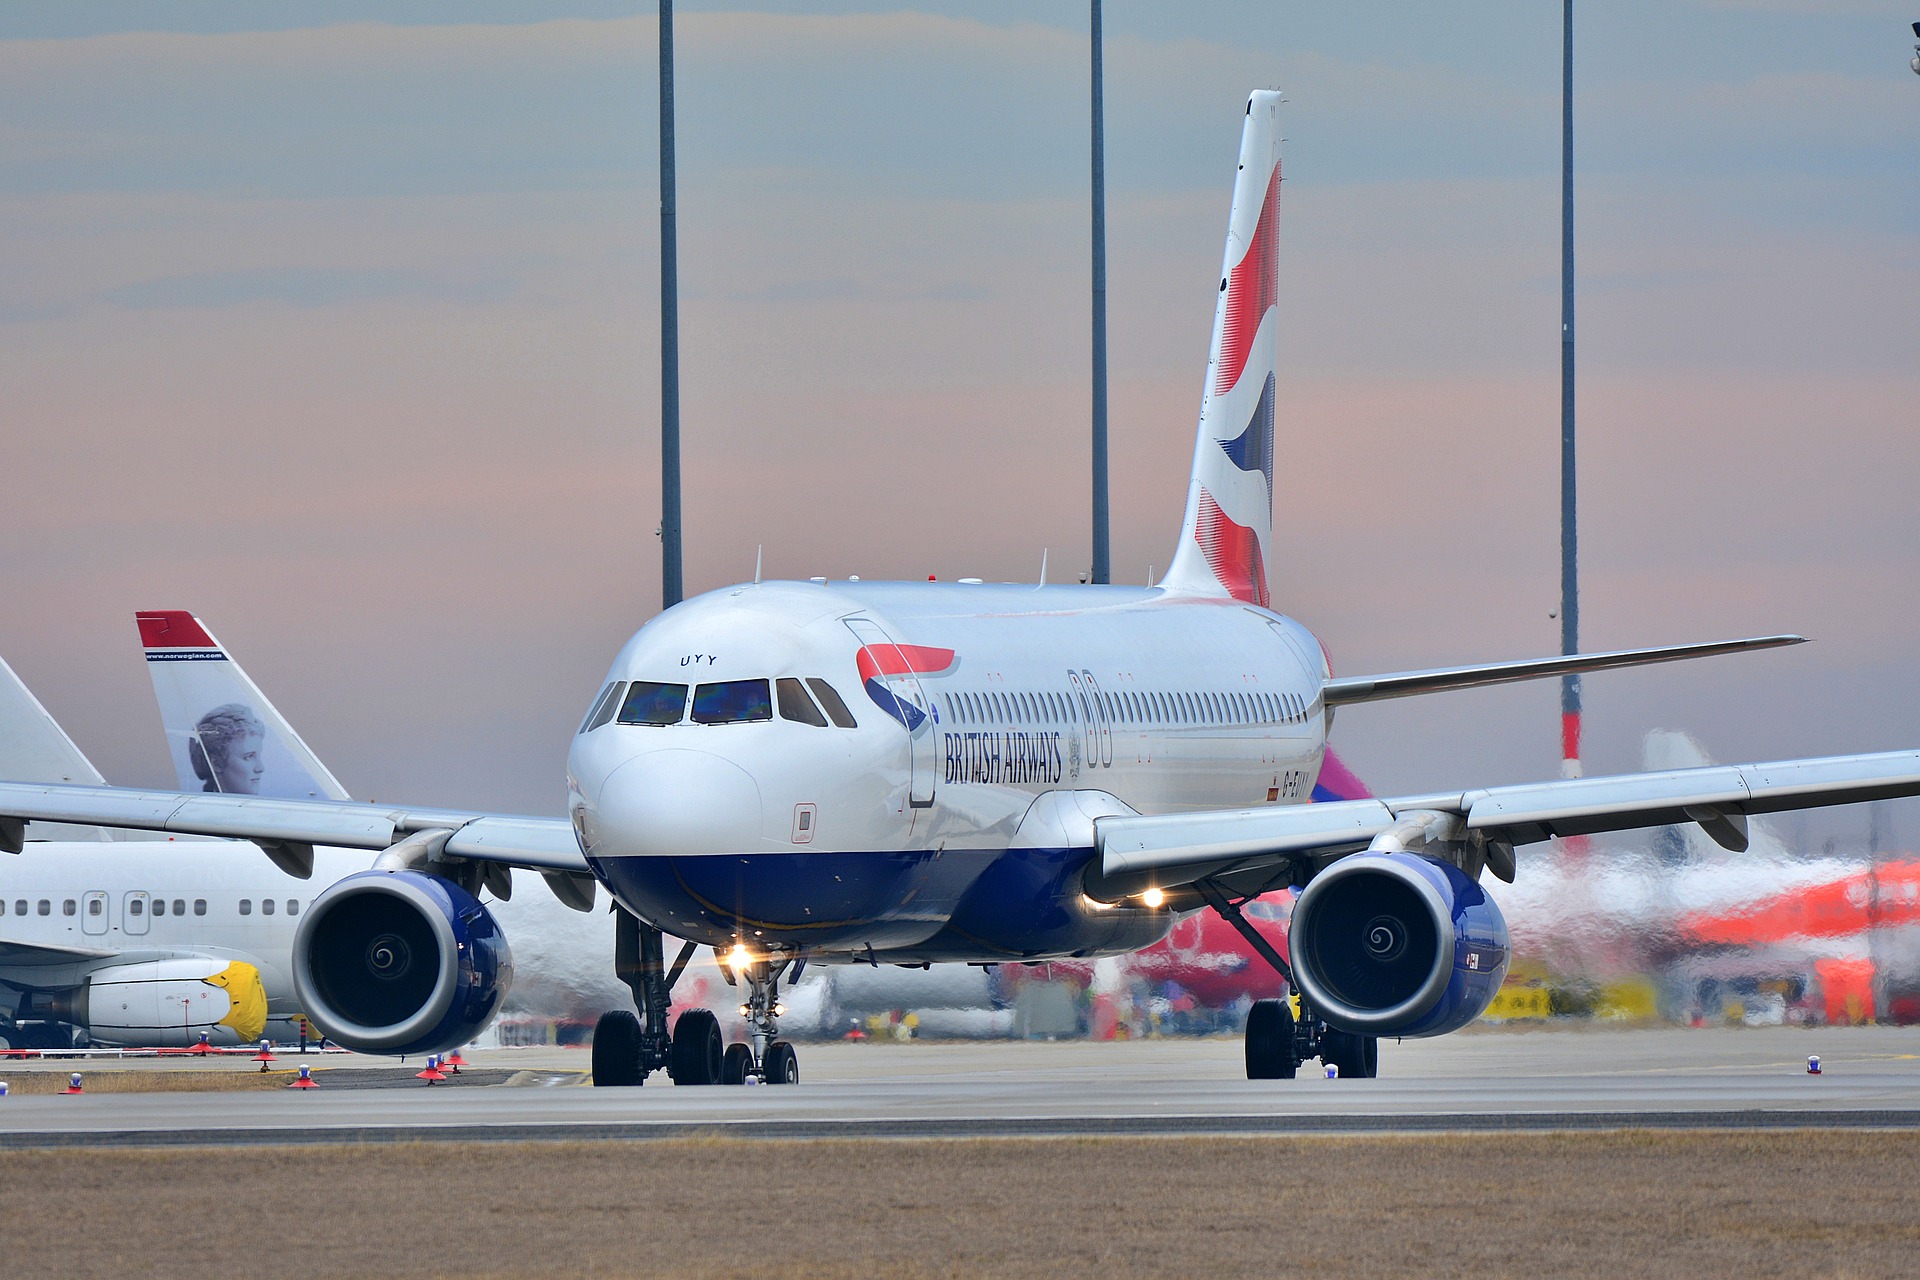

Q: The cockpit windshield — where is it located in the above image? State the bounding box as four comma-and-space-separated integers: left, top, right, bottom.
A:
617, 681, 689, 726
692, 679, 773, 725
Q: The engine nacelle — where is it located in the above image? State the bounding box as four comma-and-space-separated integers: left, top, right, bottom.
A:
292, 869, 511, 1056
41, 957, 268, 1048
1289, 852, 1509, 1038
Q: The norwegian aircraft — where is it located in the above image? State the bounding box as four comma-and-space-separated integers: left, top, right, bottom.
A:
6, 90, 1920, 1086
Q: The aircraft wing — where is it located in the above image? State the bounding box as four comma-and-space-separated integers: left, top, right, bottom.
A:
0, 781, 586, 874
0, 937, 120, 966
1088, 748, 1920, 901
1321, 635, 1804, 707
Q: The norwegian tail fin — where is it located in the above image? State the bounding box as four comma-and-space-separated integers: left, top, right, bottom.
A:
1161, 91, 1283, 606
136, 611, 350, 802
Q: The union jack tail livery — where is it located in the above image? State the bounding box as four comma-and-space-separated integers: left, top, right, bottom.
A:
1162, 90, 1282, 607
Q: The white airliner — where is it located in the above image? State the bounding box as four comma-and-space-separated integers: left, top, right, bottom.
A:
6, 91, 1920, 1086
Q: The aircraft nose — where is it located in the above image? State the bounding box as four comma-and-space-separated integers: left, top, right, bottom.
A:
591, 748, 764, 857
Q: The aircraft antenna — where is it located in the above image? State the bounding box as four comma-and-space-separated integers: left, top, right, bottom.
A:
1559, 0, 1581, 780
1089, 0, 1111, 585
659, 0, 685, 610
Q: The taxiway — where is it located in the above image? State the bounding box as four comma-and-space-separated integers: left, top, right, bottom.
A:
1, 1026, 1916, 1147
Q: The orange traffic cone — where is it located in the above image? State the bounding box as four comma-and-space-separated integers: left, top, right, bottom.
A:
288, 1064, 318, 1090
442, 1048, 466, 1075
415, 1054, 447, 1084
61, 1073, 84, 1095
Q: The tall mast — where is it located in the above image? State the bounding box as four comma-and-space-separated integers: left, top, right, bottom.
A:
1089, 0, 1111, 586
1558, 0, 1581, 778
659, 0, 684, 610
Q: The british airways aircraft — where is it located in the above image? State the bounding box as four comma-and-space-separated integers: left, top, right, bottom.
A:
6, 91, 1920, 1086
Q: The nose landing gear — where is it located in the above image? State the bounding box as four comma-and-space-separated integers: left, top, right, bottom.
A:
722, 956, 800, 1085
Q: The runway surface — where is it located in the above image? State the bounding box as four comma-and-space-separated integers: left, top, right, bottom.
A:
3, 1025, 1917, 1147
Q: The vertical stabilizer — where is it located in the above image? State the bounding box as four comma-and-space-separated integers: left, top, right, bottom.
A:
136, 611, 350, 802
1161, 91, 1283, 606
0, 655, 112, 840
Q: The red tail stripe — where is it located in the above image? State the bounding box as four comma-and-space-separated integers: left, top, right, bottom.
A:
136, 610, 215, 649
1213, 161, 1281, 396
1193, 490, 1268, 608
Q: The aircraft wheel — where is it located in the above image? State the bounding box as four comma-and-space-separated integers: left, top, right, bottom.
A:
1245, 998, 1296, 1080
590, 1010, 643, 1086
1323, 1029, 1379, 1079
721, 1042, 754, 1085
765, 1040, 799, 1085
669, 1009, 723, 1085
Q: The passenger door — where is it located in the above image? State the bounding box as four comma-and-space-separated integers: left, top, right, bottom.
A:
122, 890, 150, 936
844, 618, 936, 809
81, 891, 108, 936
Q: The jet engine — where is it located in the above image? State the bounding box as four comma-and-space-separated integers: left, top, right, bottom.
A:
1288, 852, 1509, 1038
292, 869, 511, 1056
34, 957, 268, 1047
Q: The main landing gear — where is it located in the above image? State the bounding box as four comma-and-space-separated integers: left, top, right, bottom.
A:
1196, 880, 1378, 1082
1244, 996, 1378, 1080
592, 908, 703, 1086
590, 909, 802, 1087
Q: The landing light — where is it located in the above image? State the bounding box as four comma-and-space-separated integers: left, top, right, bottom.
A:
1141, 888, 1166, 909
725, 943, 753, 972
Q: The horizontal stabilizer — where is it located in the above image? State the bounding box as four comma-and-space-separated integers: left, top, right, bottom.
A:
1321, 635, 1805, 707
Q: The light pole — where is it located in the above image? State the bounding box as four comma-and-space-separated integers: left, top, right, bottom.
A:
1090, 0, 1111, 585
659, 0, 684, 610
1559, 0, 1581, 779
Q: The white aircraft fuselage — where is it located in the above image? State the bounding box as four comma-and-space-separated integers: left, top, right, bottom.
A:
569, 581, 1329, 964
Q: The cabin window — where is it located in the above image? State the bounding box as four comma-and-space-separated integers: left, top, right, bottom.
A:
152, 899, 166, 917
287, 900, 299, 916
194, 899, 207, 916
37, 899, 49, 916
618, 681, 689, 726
89, 899, 103, 917
12, 900, 24, 916
173, 899, 186, 915
580, 681, 625, 734
807, 679, 858, 729
126, 898, 140, 916
63, 899, 77, 916
262, 899, 276, 916
0, 899, 7, 915
239, 899, 252, 916
692, 679, 772, 725
777, 677, 829, 727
